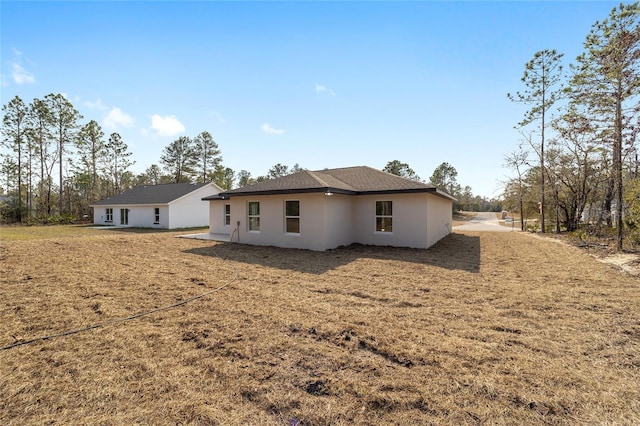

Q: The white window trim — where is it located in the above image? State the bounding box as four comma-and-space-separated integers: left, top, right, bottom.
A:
248, 201, 260, 233
374, 200, 393, 234
224, 204, 231, 227
284, 200, 300, 235
105, 208, 113, 223
154, 207, 160, 224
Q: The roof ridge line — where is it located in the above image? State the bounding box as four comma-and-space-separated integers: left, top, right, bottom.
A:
306, 170, 331, 188
311, 169, 359, 191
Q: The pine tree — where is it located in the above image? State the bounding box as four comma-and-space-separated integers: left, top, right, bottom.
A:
105, 133, 134, 194
508, 50, 564, 233
1, 96, 28, 222
45, 93, 82, 214
568, 2, 640, 250
194, 131, 221, 182
160, 136, 198, 183
75, 120, 106, 203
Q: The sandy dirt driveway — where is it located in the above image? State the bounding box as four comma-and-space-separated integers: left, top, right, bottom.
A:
453, 211, 517, 232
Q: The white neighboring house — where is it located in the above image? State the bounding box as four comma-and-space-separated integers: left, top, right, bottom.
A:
91, 182, 222, 229
202, 166, 455, 251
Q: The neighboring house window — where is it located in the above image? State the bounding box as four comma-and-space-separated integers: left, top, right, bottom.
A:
285, 200, 300, 234
375, 201, 392, 232
154, 208, 160, 224
120, 208, 129, 225
105, 208, 113, 222
224, 204, 231, 226
248, 202, 260, 231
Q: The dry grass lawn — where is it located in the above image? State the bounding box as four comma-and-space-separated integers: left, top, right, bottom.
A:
1, 225, 639, 425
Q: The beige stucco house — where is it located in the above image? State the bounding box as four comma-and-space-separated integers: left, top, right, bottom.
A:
92, 182, 222, 229
202, 166, 454, 251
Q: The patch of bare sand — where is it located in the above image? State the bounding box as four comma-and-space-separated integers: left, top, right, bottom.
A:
593, 253, 640, 276
525, 232, 640, 276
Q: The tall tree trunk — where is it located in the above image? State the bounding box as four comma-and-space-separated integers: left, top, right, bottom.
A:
555, 191, 561, 233
39, 142, 45, 218
58, 126, 63, 214
17, 132, 22, 223
519, 196, 525, 231
27, 152, 31, 217
46, 177, 52, 216
614, 88, 623, 250
540, 96, 546, 233
598, 177, 614, 228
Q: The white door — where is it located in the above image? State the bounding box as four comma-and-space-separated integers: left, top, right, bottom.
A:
120, 208, 129, 225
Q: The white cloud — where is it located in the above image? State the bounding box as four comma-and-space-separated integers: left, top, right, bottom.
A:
12, 63, 35, 85
261, 123, 285, 135
104, 107, 134, 130
315, 84, 335, 96
84, 98, 108, 110
151, 114, 185, 137
6, 48, 36, 86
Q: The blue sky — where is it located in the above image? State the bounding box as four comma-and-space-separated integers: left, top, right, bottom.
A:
0, 1, 624, 198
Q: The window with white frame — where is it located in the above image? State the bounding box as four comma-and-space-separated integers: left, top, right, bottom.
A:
224, 204, 231, 226
105, 208, 113, 222
248, 201, 260, 231
285, 200, 300, 234
154, 207, 160, 224
375, 201, 393, 232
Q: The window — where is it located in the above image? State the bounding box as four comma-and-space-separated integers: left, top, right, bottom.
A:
248, 201, 260, 231
105, 208, 113, 222
224, 204, 231, 226
375, 201, 392, 232
120, 208, 129, 225
285, 200, 300, 234
154, 208, 160, 224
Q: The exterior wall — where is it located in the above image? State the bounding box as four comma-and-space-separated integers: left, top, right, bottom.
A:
225, 193, 329, 251
168, 183, 220, 229
93, 206, 113, 226
127, 206, 165, 228
323, 194, 354, 249
208, 200, 233, 235
92, 183, 220, 229
352, 193, 430, 249
426, 194, 453, 247
156, 206, 170, 228
92, 205, 169, 228
207, 191, 452, 251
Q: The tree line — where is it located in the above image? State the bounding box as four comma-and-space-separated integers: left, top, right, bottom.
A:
383, 159, 502, 212
1, 95, 496, 224
0, 93, 247, 223
261, 160, 502, 212
504, 2, 640, 250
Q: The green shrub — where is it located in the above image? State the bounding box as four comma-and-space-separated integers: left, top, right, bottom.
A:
45, 214, 76, 225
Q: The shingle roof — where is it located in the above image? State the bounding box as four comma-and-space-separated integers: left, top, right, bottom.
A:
91, 182, 212, 206
203, 166, 455, 200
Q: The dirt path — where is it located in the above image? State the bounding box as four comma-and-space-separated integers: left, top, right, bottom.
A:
453, 211, 517, 232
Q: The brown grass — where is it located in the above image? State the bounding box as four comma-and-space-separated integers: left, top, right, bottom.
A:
1, 226, 639, 425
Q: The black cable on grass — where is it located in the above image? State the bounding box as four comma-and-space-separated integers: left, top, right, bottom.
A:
1, 251, 238, 351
